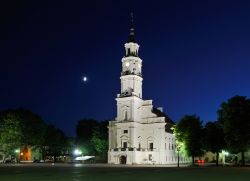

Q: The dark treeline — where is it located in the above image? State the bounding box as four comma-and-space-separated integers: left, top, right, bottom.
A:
76, 119, 108, 162
174, 95, 250, 166
0, 108, 108, 162
0, 108, 73, 162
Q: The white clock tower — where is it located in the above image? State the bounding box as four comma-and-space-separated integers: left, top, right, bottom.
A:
108, 15, 190, 165
120, 17, 142, 99
116, 15, 143, 125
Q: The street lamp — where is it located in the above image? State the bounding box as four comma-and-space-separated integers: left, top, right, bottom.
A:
14, 149, 20, 163
74, 149, 82, 156
176, 144, 181, 167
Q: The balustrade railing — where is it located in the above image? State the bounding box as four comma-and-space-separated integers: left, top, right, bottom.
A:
110, 148, 156, 152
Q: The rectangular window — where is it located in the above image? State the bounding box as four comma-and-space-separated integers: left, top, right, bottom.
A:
123, 130, 128, 134
123, 142, 127, 148
149, 143, 153, 151
149, 154, 152, 161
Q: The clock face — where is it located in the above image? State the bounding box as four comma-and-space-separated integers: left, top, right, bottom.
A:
125, 62, 130, 67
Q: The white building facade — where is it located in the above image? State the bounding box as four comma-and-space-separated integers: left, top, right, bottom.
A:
108, 20, 189, 165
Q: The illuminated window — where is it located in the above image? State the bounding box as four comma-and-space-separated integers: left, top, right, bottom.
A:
125, 62, 130, 67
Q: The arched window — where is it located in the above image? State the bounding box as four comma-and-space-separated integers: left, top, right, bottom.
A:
123, 110, 128, 120
127, 48, 131, 55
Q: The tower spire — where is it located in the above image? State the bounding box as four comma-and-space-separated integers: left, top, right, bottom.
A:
128, 12, 136, 43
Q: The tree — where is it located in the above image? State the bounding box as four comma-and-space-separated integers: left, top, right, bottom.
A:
0, 111, 23, 155
76, 119, 98, 155
0, 109, 47, 157
0, 109, 68, 161
175, 115, 204, 165
218, 95, 250, 166
90, 121, 108, 160
76, 119, 109, 161
203, 121, 225, 166
0, 109, 46, 151
43, 125, 66, 161
17, 109, 46, 148
76, 119, 98, 142
64, 137, 76, 157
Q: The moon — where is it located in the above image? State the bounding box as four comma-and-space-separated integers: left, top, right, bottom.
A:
82, 76, 88, 82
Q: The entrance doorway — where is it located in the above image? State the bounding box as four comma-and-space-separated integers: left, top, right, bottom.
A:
120, 156, 126, 164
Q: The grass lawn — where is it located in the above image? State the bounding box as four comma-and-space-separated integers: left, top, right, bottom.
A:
0, 164, 249, 181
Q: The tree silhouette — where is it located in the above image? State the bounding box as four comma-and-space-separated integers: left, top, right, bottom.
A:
175, 115, 204, 165
204, 121, 225, 166
218, 95, 250, 166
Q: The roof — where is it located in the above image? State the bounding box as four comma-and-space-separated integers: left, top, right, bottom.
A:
152, 107, 175, 133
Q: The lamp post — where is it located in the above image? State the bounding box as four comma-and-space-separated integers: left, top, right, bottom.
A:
172, 126, 182, 168
176, 144, 181, 168
14, 149, 20, 163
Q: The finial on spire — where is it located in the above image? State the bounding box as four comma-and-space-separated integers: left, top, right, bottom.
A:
128, 12, 136, 43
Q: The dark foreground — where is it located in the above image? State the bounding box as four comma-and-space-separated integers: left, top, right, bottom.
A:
0, 164, 249, 181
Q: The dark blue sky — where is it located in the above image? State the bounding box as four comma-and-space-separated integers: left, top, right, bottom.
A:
1, 0, 250, 136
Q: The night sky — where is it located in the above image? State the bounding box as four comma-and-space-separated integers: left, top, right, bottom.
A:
1, 0, 250, 136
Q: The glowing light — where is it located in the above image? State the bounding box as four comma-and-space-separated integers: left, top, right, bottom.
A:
222, 150, 229, 156
74, 149, 82, 155
125, 62, 129, 67
83, 76, 87, 82
75, 156, 95, 161
14, 149, 20, 153
138, 64, 141, 68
